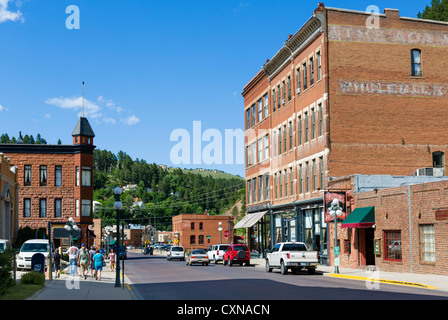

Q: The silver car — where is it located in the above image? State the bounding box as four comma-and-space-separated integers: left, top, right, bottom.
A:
186, 249, 209, 266
167, 246, 185, 261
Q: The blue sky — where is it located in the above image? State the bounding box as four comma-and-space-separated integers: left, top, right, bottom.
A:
0, 0, 431, 177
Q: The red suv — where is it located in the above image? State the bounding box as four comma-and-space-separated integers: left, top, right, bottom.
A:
222, 244, 250, 266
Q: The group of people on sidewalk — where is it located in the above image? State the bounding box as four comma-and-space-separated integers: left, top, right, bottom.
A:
52, 244, 117, 281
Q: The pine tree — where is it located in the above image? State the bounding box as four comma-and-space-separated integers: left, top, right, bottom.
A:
418, 0, 448, 21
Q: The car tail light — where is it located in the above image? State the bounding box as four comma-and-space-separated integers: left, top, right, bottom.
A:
287, 253, 290, 259
191, 256, 196, 259
217, 250, 219, 256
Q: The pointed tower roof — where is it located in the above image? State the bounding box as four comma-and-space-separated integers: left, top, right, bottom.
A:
72, 117, 95, 138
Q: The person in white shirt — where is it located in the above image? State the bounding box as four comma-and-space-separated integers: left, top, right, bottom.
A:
65, 245, 79, 276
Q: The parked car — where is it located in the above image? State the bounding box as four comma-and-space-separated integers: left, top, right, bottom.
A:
186, 249, 209, 266
207, 244, 230, 264
167, 246, 185, 261
16, 239, 51, 270
141, 246, 153, 255
388, 240, 401, 253
265, 242, 319, 275
0, 239, 11, 253
222, 244, 250, 266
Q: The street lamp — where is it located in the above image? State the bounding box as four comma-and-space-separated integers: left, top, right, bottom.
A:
329, 199, 343, 274
64, 217, 79, 247
114, 187, 122, 288
218, 222, 222, 244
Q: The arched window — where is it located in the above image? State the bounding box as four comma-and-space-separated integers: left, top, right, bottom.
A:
191, 222, 195, 230
411, 49, 422, 77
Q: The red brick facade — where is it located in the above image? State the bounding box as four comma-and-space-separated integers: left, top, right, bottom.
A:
172, 213, 234, 252
242, 4, 448, 265
0, 117, 96, 247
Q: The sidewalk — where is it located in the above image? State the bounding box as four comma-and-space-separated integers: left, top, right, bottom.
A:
251, 258, 448, 292
28, 265, 137, 300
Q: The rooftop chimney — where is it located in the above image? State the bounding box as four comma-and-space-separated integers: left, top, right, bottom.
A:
384, 8, 399, 19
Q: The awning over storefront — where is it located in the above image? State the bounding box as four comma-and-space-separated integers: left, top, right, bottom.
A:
52, 228, 81, 239
341, 206, 375, 228
235, 211, 268, 229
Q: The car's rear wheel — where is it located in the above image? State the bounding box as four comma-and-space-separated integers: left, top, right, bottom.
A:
222, 258, 227, 266
228, 259, 232, 266
308, 267, 316, 275
280, 260, 287, 275
265, 260, 272, 272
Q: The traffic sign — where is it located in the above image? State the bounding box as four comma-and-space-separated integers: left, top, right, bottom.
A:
223, 230, 230, 238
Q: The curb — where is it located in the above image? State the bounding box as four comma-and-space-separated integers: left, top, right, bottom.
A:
327, 273, 438, 290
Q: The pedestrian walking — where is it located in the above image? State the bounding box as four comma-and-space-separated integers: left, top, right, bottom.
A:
89, 246, 96, 277
78, 244, 90, 279
53, 247, 61, 279
108, 249, 116, 271
92, 249, 104, 281
65, 244, 79, 276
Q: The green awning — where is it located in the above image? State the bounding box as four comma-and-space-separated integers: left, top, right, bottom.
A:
109, 240, 117, 245
341, 206, 375, 228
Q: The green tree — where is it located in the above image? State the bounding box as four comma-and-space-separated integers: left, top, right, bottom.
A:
418, 0, 448, 21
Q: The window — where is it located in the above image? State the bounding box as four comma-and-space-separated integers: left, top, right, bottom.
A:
278, 128, 282, 155
384, 231, 402, 261
258, 138, 262, 162
298, 116, 302, 145
289, 121, 293, 150
296, 67, 301, 94
75, 199, 79, 217
191, 222, 195, 230
290, 167, 294, 195
75, 166, 79, 186
318, 103, 323, 136
277, 85, 281, 109
264, 174, 270, 200
303, 62, 307, 90
263, 93, 269, 118
319, 156, 324, 189
274, 173, 278, 199
312, 159, 317, 191
246, 108, 251, 129
252, 178, 256, 203
258, 98, 263, 122
284, 170, 288, 197
287, 76, 291, 101
198, 235, 204, 245
190, 235, 196, 245
420, 225, 435, 263
258, 175, 263, 202
39, 199, 46, 218
55, 166, 62, 186
272, 89, 276, 112
40, 165, 47, 186
252, 143, 256, 164
282, 80, 286, 102
273, 131, 277, 157
433, 151, 444, 168
310, 57, 314, 85
305, 161, 310, 193
344, 240, 351, 254
283, 125, 287, 153
279, 171, 283, 198
199, 222, 203, 230
317, 51, 322, 81
55, 199, 62, 218
251, 104, 256, 127
411, 49, 422, 77
247, 180, 252, 204
24, 165, 31, 186
82, 199, 91, 217
82, 167, 92, 186
311, 107, 315, 140
304, 112, 309, 142
298, 164, 303, 194
246, 146, 251, 166
24, 198, 31, 217
264, 135, 269, 159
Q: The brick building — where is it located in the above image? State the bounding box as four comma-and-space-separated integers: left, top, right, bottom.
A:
0, 117, 96, 247
242, 4, 448, 264
172, 213, 234, 252
0, 153, 19, 243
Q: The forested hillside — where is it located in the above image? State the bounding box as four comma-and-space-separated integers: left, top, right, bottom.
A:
93, 149, 246, 230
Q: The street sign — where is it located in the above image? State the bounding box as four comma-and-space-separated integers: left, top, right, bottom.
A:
334, 246, 340, 256
223, 230, 230, 238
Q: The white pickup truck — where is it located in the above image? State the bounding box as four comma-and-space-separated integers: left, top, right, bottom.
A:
265, 242, 319, 275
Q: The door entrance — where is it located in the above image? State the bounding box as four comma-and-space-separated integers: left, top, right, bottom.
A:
365, 228, 375, 265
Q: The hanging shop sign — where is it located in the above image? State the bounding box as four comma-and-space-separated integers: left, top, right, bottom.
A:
324, 192, 347, 222
281, 210, 297, 222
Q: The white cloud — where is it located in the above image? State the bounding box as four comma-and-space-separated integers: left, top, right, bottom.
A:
46, 95, 139, 126
0, 104, 4, 112
121, 115, 140, 126
0, 0, 24, 23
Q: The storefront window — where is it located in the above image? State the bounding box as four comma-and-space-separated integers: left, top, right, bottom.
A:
384, 230, 402, 261
305, 210, 313, 250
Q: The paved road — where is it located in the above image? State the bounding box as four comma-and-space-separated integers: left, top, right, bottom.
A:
124, 252, 448, 300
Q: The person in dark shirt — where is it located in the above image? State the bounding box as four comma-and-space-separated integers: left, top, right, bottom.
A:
53, 248, 61, 279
